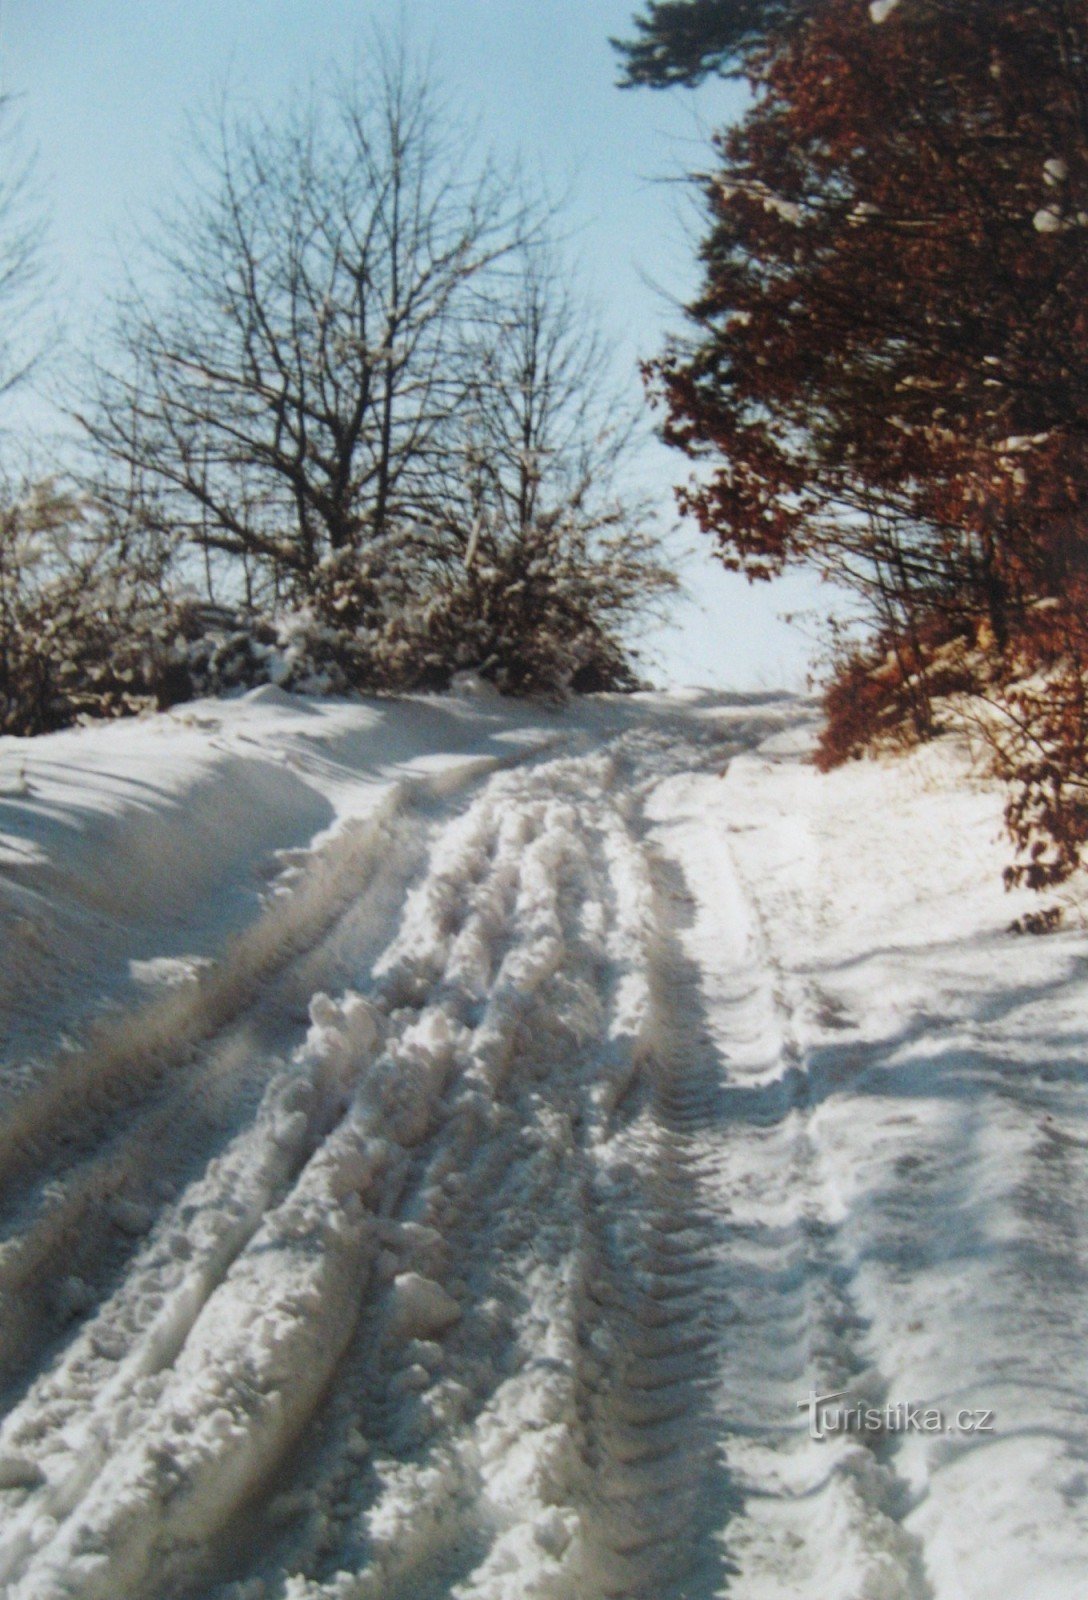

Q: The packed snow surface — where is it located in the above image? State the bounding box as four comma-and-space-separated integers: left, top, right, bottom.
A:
0, 685, 1085, 1600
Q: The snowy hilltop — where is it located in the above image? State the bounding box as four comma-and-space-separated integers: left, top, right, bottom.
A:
0, 686, 1085, 1600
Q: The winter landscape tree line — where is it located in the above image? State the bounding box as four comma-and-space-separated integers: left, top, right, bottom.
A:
0, 47, 674, 733
3, 4, 1088, 896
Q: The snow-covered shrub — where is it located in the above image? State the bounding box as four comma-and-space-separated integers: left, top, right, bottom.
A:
396, 550, 649, 698
0, 483, 168, 735
170, 515, 671, 703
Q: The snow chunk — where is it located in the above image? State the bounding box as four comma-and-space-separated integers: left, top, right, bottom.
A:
533, 1506, 576, 1558
870, 0, 901, 21
448, 669, 504, 700
994, 432, 1052, 455
388, 1272, 461, 1340
367, 1008, 459, 1146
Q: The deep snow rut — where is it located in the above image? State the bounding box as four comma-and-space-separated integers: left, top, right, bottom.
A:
0, 715, 948, 1600
0, 786, 431, 1408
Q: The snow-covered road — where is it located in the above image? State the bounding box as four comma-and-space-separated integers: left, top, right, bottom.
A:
0, 688, 1085, 1599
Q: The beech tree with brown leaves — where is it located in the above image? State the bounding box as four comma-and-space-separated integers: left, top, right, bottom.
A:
620, 0, 1088, 891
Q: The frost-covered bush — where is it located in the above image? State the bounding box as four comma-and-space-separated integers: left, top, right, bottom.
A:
398, 550, 649, 697
0, 483, 168, 735
175, 552, 654, 702
0, 466, 670, 738
169, 508, 671, 704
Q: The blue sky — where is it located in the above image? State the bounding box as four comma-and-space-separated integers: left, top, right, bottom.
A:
2, 0, 819, 690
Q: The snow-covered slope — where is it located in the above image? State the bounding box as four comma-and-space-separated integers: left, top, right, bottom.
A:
0, 687, 1084, 1600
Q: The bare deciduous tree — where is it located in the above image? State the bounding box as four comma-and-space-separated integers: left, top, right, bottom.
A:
0, 98, 48, 408
78, 49, 674, 700
83, 49, 534, 609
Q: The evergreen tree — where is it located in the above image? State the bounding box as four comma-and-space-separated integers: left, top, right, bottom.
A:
613, 0, 811, 86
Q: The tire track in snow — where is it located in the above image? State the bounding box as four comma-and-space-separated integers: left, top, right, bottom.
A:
0, 790, 427, 1404
134, 744, 674, 1599
0, 742, 598, 1600
0, 748, 538, 1407
554, 827, 741, 1600
5, 712, 900, 1600
644, 772, 933, 1600
0, 799, 450, 1592
194, 733, 756, 1600
0, 747, 574, 1598
191, 753, 626, 1600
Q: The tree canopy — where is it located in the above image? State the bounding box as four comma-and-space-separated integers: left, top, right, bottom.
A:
626, 0, 1088, 887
